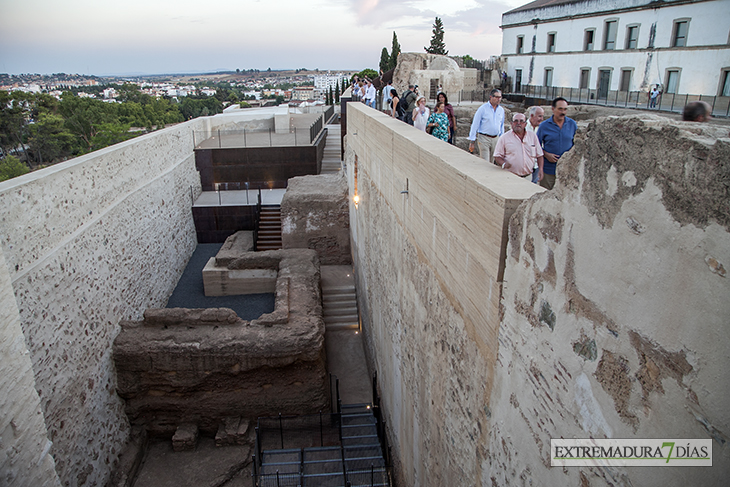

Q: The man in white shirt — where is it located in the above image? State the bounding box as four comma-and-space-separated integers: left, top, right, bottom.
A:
526, 106, 545, 183
468, 89, 505, 164
364, 80, 377, 109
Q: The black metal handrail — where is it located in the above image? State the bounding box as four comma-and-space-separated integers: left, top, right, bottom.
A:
309, 114, 324, 144
460, 85, 730, 117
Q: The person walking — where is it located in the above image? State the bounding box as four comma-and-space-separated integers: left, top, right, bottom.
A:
412, 96, 430, 132
468, 89, 505, 163
437, 92, 456, 144
494, 113, 543, 181
427, 102, 450, 141
536, 97, 577, 190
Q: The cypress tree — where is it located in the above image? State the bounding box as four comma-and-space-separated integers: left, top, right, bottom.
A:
335, 83, 340, 103
379, 47, 391, 74
389, 32, 401, 71
425, 17, 448, 55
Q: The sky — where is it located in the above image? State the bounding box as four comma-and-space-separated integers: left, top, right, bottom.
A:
0, 0, 528, 76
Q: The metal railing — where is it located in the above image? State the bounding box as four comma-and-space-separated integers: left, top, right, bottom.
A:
251, 374, 392, 487
518, 85, 730, 117
309, 114, 324, 144
324, 105, 335, 124
193, 127, 318, 150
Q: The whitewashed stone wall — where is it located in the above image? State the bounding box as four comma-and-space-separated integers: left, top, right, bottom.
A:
0, 250, 61, 487
0, 113, 255, 486
345, 103, 542, 485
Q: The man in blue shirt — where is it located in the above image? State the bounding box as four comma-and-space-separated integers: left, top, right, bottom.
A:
468, 89, 505, 164
536, 97, 577, 190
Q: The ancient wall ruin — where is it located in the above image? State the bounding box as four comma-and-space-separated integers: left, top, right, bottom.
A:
281, 173, 352, 265
490, 116, 729, 485
345, 102, 543, 485
0, 112, 256, 486
346, 103, 729, 485
114, 249, 328, 435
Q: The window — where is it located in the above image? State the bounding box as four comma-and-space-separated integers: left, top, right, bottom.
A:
604, 20, 618, 50
620, 69, 632, 91
626, 25, 639, 49
666, 69, 681, 93
584, 29, 595, 51
544, 68, 553, 87
672, 20, 689, 47
720, 69, 730, 97
517, 36, 524, 54
579, 69, 591, 89
547, 33, 556, 52
515, 69, 523, 93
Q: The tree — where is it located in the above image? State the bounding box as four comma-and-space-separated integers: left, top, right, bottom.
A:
389, 32, 401, 70
0, 155, 29, 181
335, 83, 340, 103
356, 69, 378, 81
425, 17, 448, 55
379, 47, 391, 74
27, 112, 77, 165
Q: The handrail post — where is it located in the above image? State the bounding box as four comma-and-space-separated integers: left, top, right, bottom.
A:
279, 413, 284, 449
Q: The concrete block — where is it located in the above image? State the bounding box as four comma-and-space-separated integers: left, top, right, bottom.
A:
172, 423, 198, 452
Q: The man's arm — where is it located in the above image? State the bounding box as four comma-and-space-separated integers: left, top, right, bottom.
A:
468, 105, 484, 144
536, 155, 544, 181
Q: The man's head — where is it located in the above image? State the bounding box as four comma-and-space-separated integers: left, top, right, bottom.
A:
552, 97, 568, 122
489, 89, 502, 108
683, 101, 712, 122
511, 113, 527, 135
408, 84, 415, 90
528, 106, 544, 128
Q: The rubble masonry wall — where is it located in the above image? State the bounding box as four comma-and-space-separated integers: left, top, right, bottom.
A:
0, 113, 246, 487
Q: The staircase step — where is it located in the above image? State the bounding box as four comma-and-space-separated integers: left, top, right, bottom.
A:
324, 307, 358, 317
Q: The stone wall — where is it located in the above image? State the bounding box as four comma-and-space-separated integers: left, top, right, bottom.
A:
344, 103, 543, 485
0, 250, 61, 487
281, 173, 352, 265
346, 104, 729, 484
0, 113, 253, 486
490, 116, 730, 485
114, 249, 328, 435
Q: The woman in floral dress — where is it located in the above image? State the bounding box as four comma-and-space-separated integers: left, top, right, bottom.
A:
427, 102, 449, 142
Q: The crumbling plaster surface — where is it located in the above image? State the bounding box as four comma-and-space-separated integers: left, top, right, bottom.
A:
491, 116, 729, 485
281, 172, 351, 265
114, 249, 327, 435
0, 113, 248, 486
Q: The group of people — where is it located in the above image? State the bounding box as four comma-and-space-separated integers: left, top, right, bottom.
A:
352, 77, 377, 108
382, 84, 457, 144
468, 88, 576, 190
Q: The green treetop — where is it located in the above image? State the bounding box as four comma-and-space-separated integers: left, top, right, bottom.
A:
425, 17, 448, 55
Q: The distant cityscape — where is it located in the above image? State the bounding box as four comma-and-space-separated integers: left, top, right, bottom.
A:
0, 69, 356, 104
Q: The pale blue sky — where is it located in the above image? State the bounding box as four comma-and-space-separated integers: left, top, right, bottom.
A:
0, 0, 526, 76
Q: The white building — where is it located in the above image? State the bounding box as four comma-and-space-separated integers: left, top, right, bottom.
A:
312, 72, 348, 92
501, 0, 730, 98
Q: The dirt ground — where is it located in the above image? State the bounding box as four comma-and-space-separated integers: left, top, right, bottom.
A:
133, 437, 253, 487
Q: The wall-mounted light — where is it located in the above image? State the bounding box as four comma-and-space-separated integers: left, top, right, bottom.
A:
353, 194, 360, 208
